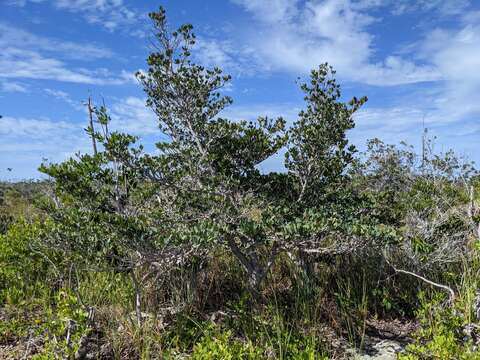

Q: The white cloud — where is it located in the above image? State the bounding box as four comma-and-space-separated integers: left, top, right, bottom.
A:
352, 106, 426, 146
391, 0, 471, 16
347, 5, 480, 144
0, 23, 113, 60
230, 0, 441, 86
44, 88, 71, 100
230, 0, 299, 23
0, 115, 90, 179
55, 0, 137, 31
7, 0, 139, 31
412, 19, 480, 125
1, 81, 28, 93
224, 0, 479, 162
0, 96, 158, 179
194, 37, 264, 77
44, 88, 84, 110
109, 97, 159, 136
118, 69, 141, 85
0, 47, 114, 84
221, 103, 301, 123
422, 25, 480, 83
351, 104, 479, 164
351, 12, 480, 156
0, 97, 158, 157
0, 116, 76, 139
0, 48, 81, 82
0, 24, 134, 85
195, 38, 236, 71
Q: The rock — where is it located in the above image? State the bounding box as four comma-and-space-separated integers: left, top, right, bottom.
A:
474, 291, 480, 321
74, 330, 113, 360
347, 338, 406, 359
462, 323, 480, 347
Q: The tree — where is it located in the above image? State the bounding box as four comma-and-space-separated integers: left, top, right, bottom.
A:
286, 65, 366, 205
39, 7, 373, 316
39, 107, 158, 324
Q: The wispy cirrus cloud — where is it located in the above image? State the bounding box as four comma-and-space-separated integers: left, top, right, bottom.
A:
0, 96, 158, 179
230, 0, 299, 23
0, 22, 113, 60
391, 0, 471, 16
7, 0, 140, 31
0, 115, 89, 179
221, 102, 301, 123
1, 80, 28, 93
0, 47, 122, 85
0, 116, 76, 139
43, 88, 85, 110
0, 96, 158, 158
0, 23, 135, 85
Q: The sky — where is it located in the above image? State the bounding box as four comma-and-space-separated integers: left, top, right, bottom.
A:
1, 0, 479, 180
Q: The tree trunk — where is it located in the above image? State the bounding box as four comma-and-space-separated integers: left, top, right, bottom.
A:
226, 238, 279, 293
130, 270, 142, 327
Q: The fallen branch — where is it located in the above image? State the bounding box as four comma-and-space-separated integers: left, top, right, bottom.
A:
393, 267, 455, 304
383, 251, 456, 304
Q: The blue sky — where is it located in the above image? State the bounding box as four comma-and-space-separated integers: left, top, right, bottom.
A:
1, 0, 479, 180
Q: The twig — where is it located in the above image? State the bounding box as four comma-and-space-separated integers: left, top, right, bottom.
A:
87, 96, 98, 156
65, 319, 76, 349
20, 332, 33, 360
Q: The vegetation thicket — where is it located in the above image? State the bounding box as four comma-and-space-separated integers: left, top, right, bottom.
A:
1, 7, 479, 360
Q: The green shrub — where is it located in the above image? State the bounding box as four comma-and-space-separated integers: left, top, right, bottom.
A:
0, 220, 54, 304
191, 326, 261, 360
400, 292, 480, 360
